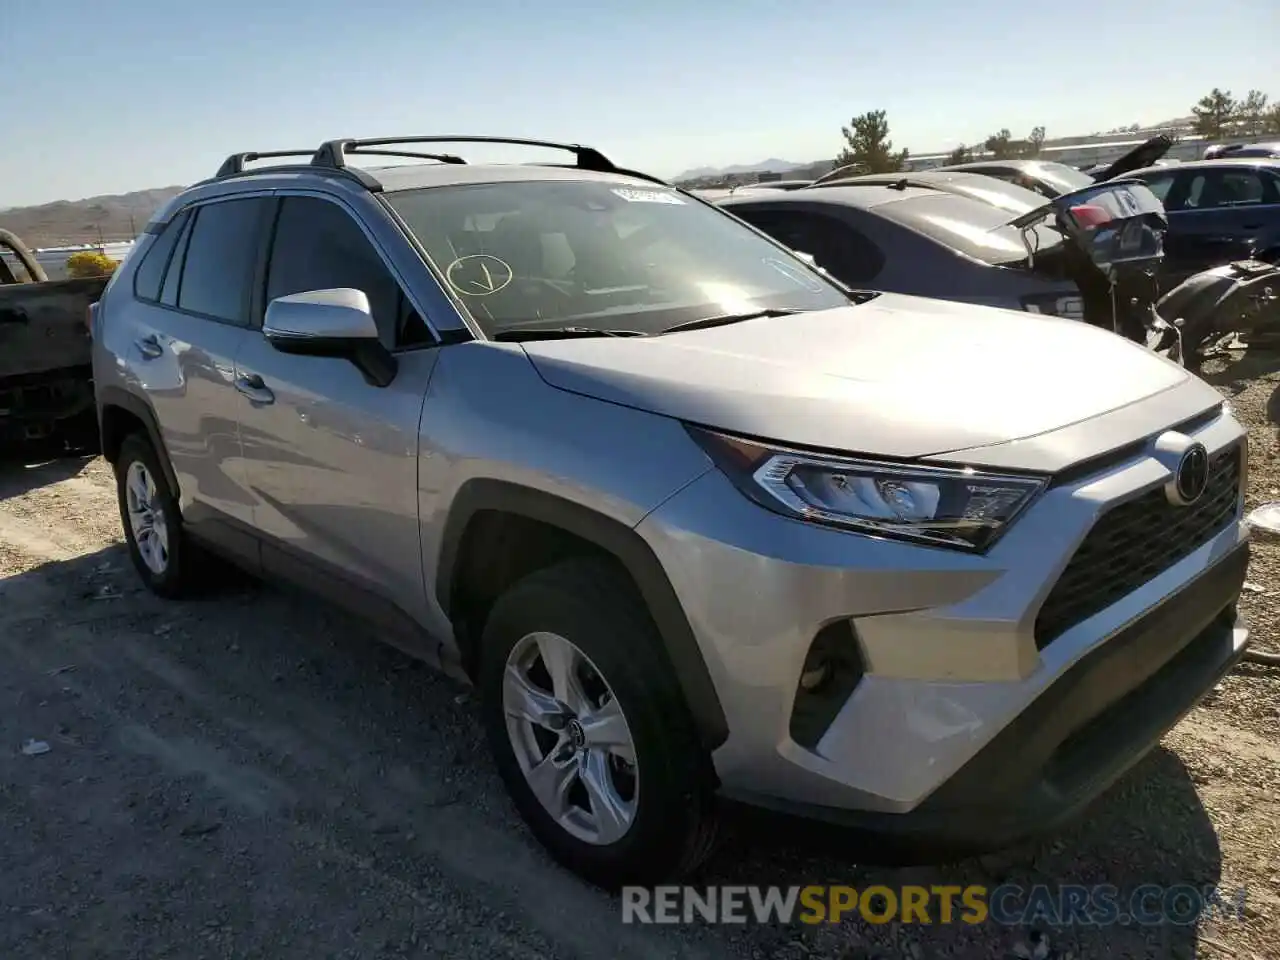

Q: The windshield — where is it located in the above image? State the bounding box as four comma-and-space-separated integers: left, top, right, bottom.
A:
383, 180, 851, 337
878, 194, 1063, 265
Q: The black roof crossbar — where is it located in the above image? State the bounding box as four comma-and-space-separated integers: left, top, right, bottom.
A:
208, 136, 671, 194
313, 136, 617, 172
338, 148, 467, 165
216, 150, 320, 178
310, 135, 670, 186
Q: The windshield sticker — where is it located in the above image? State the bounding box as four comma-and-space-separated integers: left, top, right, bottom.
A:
445, 255, 514, 296
611, 188, 685, 205
763, 257, 826, 292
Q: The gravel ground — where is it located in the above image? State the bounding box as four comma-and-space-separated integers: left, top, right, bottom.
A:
1, 351, 1278, 960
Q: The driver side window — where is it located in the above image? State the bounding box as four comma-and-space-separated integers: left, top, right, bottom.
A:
265, 196, 433, 349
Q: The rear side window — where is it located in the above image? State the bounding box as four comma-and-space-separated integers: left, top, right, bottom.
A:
1181, 169, 1273, 209
734, 207, 886, 284
132, 209, 190, 302
160, 213, 195, 307
175, 197, 272, 325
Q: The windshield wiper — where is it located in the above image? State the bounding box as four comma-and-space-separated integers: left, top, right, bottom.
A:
661, 308, 799, 335
490, 326, 648, 342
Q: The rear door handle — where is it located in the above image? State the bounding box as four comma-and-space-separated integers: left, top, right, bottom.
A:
135, 335, 163, 360
235, 373, 275, 405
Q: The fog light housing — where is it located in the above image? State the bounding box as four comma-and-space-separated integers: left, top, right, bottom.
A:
790, 620, 866, 750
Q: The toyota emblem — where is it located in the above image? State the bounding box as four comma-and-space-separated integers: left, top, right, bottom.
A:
1170, 442, 1210, 506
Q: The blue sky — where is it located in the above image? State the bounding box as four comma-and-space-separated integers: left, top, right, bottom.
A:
5, 0, 1278, 207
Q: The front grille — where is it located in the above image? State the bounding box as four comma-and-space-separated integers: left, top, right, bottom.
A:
1034, 444, 1242, 649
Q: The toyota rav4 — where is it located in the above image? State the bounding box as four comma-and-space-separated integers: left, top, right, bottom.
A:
91, 136, 1252, 888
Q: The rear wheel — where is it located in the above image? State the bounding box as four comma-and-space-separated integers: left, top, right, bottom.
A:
479, 558, 718, 888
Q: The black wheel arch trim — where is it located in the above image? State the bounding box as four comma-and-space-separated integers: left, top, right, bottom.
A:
436, 478, 729, 751
97, 386, 180, 497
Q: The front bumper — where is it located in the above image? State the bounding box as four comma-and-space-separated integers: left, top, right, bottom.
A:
636, 403, 1248, 822
725, 545, 1248, 854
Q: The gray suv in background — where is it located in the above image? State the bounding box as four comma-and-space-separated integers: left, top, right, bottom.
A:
92, 136, 1252, 888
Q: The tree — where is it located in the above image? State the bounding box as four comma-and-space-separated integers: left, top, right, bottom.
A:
835, 110, 909, 174
1025, 126, 1047, 158
1191, 88, 1237, 139
984, 129, 1014, 159
1266, 104, 1280, 136
1237, 89, 1270, 136
947, 144, 970, 164
65, 251, 118, 279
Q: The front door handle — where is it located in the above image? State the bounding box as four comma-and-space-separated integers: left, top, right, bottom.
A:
135, 335, 163, 360
235, 373, 275, 405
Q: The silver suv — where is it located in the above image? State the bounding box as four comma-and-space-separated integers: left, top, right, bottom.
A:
92, 136, 1252, 888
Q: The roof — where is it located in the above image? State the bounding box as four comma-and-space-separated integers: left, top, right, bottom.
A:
1123, 157, 1280, 175
370, 163, 661, 192
807, 171, 1047, 214
719, 183, 945, 210
937, 158, 1080, 174
200, 136, 674, 196
692, 186, 781, 202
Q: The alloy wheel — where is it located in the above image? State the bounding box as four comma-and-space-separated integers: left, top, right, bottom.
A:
125, 460, 169, 575
503, 630, 639, 845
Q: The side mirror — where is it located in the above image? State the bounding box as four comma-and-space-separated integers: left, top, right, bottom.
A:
263, 288, 397, 388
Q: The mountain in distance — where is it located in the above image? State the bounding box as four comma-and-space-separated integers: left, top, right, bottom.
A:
672, 158, 810, 181
2, 186, 186, 247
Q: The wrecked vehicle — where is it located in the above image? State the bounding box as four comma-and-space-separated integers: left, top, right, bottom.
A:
717, 178, 1182, 359
1157, 259, 1280, 368
935, 135, 1176, 199
0, 228, 107, 457
720, 177, 1280, 369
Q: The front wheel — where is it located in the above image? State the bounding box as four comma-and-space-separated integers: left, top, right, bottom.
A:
479, 559, 718, 888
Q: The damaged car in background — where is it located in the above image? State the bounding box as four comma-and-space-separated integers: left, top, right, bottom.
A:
717, 177, 1280, 371
934, 135, 1177, 199
0, 228, 106, 457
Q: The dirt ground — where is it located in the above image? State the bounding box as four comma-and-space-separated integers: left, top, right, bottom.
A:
2, 351, 1278, 960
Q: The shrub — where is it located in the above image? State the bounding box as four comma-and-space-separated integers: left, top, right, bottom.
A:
65, 251, 119, 278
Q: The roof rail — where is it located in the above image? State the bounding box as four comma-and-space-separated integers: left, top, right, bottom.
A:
216, 150, 320, 178
206, 158, 384, 192
310, 135, 671, 186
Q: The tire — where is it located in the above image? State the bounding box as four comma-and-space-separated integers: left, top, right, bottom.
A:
479, 557, 719, 889
113, 432, 196, 599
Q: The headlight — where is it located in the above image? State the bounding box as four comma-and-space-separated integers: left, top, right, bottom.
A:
688, 427, 1046, 552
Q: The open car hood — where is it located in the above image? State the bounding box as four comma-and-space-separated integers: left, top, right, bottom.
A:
1009, 179, 1168, 280
1091, 135, 1174, 181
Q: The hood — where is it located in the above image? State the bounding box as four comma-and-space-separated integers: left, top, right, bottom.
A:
1092, 135, 1174, 181
521, 294, 1209, 471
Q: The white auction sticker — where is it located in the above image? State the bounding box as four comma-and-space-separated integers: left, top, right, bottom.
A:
611, 188, 685, 204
